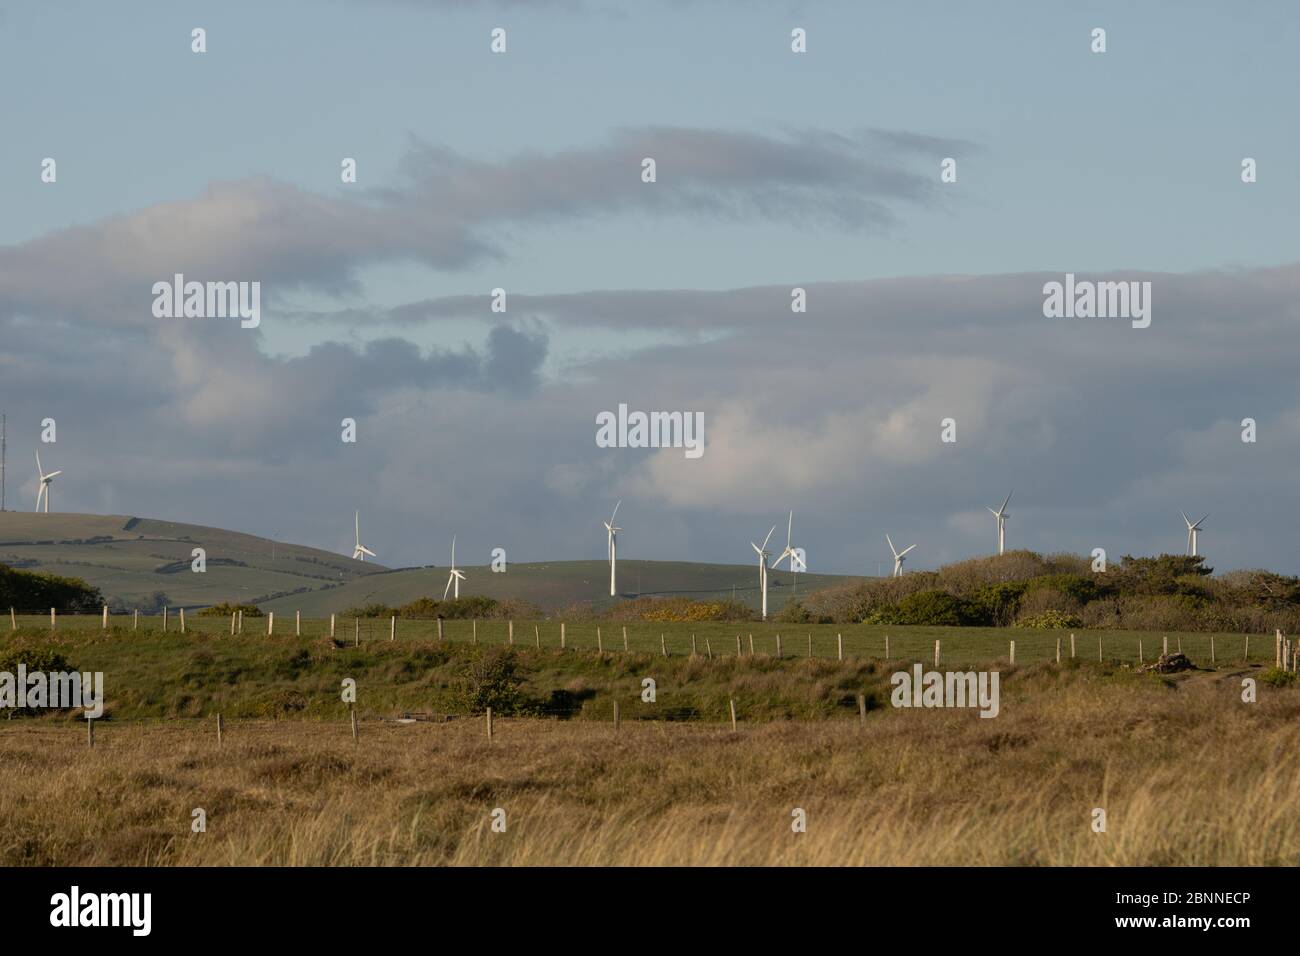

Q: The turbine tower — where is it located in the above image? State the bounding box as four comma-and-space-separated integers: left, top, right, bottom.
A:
1181, 511, 1207, 557
604, 500, 622, 597
352, 511, 376, 561
35, 451, 62, 513
987, 490, 1013, 555
443, 535, 466, 600
751, 524, 776, 621
886, 534, 916, 578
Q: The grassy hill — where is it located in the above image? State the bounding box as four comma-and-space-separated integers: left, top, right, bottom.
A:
0, 512, 865, 615
0, 512, 384, 610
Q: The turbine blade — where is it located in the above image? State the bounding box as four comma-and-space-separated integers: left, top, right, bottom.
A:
443, 575, 453, 600
1181, 510, 1191, 528
900, 544, 917, 557
610, 499, 621, 523
761, 526, 776, 550
1001, 491, 1013, 512
45, 471, 61, 479
786, 510, 793, 549
886, 533, 896, 555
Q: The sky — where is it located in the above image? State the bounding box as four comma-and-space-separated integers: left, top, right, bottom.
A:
1, 0, 1298, 575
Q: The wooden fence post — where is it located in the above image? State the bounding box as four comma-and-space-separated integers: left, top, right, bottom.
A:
390, 616, 395, 642
162, 606, 167, 631
1210, 634, 1215, 664
51, 608, 56, 631
237, 609, 242, 633
735, 634, 741, 656
613, 700, 620, 732
330, 613, 336, 638
857, 694, 867, 727
622, 626, 628, 652
560, 623, 566, 649
806, 634, 812, 658
267, 612, 273, 636
1070, 632, 1075, 659
748, 634, 754, 655
217, 713, 223, 748
486, 707, 494, 743
87, 718, 94, 749
1009, 640, 1015, 665
350, 706, 358, 742
1244, 634, 1249, 663
296, 610, 301, 636
509, 620, 514, 645
1162, 635, 1168, 657
885, 634, 889, 659
534, 624, 540, 649
599, 627, 604, 653
1098, 636, 1103, 662
231, 612, 236, 636
934, 640, 940, 667
692, 633, 697, 656
775, 634, 781, 658
1138, 638, 1143, 662
1056, 637, 1061, 663
134, 609, 138, 631
9, 607, 15, 631
354, 618, 360, 646
660, 634, 667, 657
472, 619, 477, 644
729, 698, 737, 733
102, 605, 108, 630
437, 618, 444, 641
837, 633, 843, 661
180, 607, 186, 633
706, 637, 713, 659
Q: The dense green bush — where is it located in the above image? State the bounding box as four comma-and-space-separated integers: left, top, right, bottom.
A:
0, 564, 102, 614
197, 602, 263, 618
1014, 610, 1083, 629
453, 648, 525, 714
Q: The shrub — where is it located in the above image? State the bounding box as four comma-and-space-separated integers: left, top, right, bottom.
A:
340, 603, 395, 619
197, 602, 263, 618
0, 563, 102, 614
894, 590, 986, 626
454, 649, 526, 714
1014, 610, 1083, 629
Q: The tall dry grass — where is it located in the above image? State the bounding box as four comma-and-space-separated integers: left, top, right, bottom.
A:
1, 667, 1296, 865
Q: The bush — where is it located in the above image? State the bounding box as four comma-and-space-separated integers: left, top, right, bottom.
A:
1014, 610, 1083, 629
454, 649, 526, 714
894, 590, 986, 626
340, 603, 396, 619
0, 564, 102, 614
198, 602, 263, 618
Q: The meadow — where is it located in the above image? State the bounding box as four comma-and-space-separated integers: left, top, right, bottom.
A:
1, 614, 1296, 866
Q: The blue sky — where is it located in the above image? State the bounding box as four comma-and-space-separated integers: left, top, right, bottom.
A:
2, 0, 1298, 574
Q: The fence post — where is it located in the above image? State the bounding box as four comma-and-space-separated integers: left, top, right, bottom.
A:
622, 626, 628, 652
87, 718, 94, 749
735, 634, 741, 656
858, 693, 867, 727
692, 633, 697, 656
748, 634, 754, 655
599, 627, 604, 653
180, 607, 186, 633
706, 637, 713, 659
1138, 638, 1143, 662
1244, 634, 1249, 663
775, 634, 781, 658
1070, 632, 1075, 659
1098, 636, 1103, 662
486, 707, 494, 743
1056, 637, 1061, 663
613, 700, 620, 733
163, 606, 168, 632
934, 640, 940, 667
1210, 634, 1215, 664
50, 608, 56, 631
1009, 640, 1015, 665
472, 619, 477, 644
436, 618, 443, 640
296, 610, 301, 637
134, 609, 138, 631
390, 616, 395, 642
660, 634, 667, 657
1162, 635, 1168, 657
267, 612, 273, 636
885, 634, 889, 659
217, 713, 223, 748
729, 699, 737, 733
9, 607, 14, 632
837, 633, 843, 661
509, 620, 514, 645
350, 706, 358, 742
237, 609, 242, 633
534, 624, 540, 649
330, 613, 336, 638
231, 612, 236, 636
354, 618, 360, 646
806, 634, 812, 658
102, 605, 108, 630
560, 623, 566, 649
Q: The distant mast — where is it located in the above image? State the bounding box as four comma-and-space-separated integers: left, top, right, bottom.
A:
1, 411, 6, 512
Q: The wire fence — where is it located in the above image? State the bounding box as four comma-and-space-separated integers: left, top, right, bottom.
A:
5, 606, 1297, 670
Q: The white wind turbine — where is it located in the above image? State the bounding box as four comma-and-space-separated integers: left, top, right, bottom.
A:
772, 511, 804, 572
752, 524, 777, 621
443, 535, 466, 600
988, 490, 1013, 555
1181, 511, 1207, 557
886, 534, 916, 578
604, 500, 622, 597
35, 451, 62, 513
352, 511, 376, 561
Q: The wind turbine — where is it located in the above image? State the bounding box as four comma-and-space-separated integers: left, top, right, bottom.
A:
987, 491, 1013, 555
1181, 511, 1207, 557
772, 511, 804, 572
604, 500, 622, 597
886, 534, 916, 578
35, 452, 61, 513
352, 511, 376, 561
443, 535, 466, 600
751, 524, 777, 621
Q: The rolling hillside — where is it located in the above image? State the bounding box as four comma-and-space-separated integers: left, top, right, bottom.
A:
0, 512, 866, 615
0, 512, 384, 609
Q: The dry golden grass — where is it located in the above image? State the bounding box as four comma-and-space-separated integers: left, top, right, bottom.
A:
1, 666, 1296, 865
